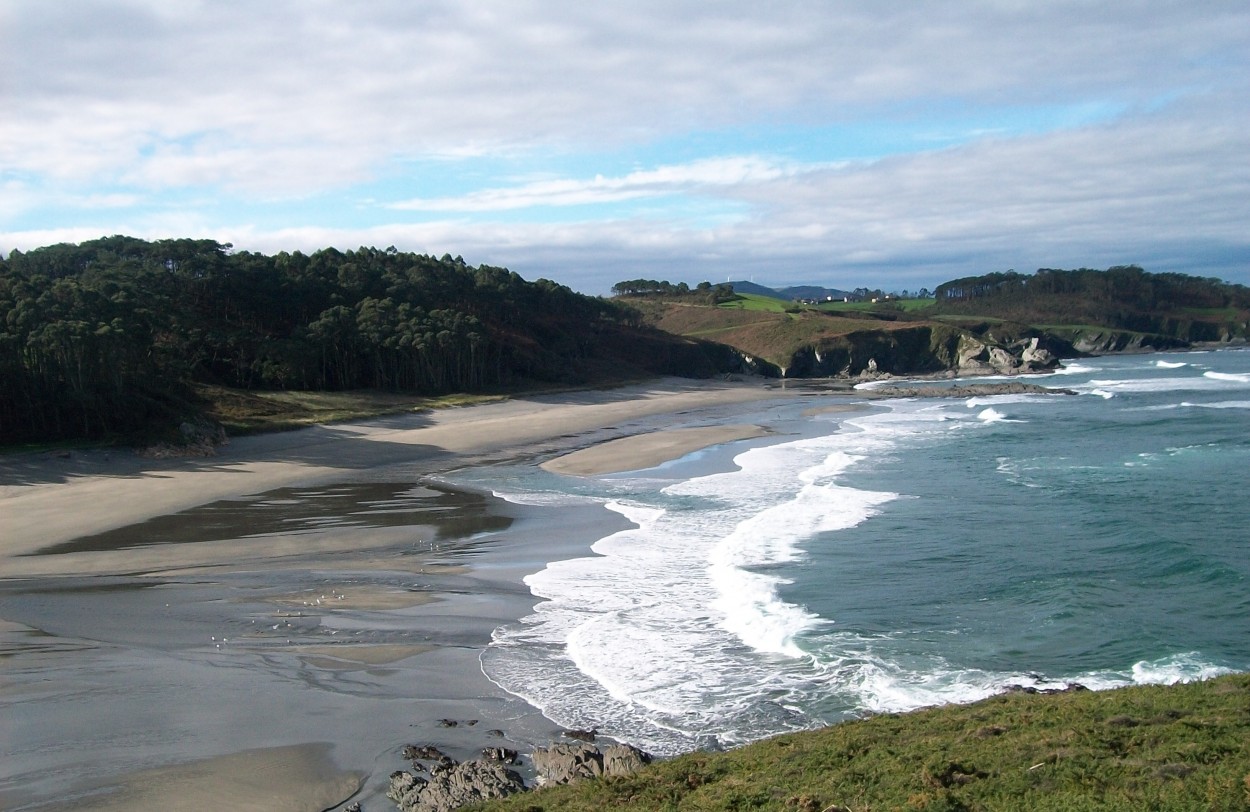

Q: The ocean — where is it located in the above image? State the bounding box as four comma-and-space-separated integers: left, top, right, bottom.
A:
446, 348, 1250, 756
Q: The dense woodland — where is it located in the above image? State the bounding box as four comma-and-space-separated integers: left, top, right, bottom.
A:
0, 236, 731, 445
935, 266, 1250, 338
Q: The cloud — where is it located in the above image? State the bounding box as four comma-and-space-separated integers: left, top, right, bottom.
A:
2, 1, 1248, 291
7, 1, 1247, 191
389, 156, 804, 211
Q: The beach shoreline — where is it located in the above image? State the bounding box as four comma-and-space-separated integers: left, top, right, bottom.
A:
0, 376, 806, 811
1, 377, 796, 571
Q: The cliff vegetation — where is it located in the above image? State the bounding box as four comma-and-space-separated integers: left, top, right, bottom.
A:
474, 674, 1250, 812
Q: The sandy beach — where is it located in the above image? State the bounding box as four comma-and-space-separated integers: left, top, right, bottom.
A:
0, 377, 803, 811
1, 378, 790, 576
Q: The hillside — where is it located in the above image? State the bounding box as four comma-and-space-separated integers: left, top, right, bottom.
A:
620, 267, 1249, 378
474, 674, 1250, 812
625, 297, 1059, 378
0, 237, 744, 446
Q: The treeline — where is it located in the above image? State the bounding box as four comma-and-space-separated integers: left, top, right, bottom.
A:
612, 279, 737, 304
0, 236, 724, 445
934, 266, 1250, 338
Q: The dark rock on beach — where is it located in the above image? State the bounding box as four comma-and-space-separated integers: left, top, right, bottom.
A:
481, 746, 519, 764
402, 744, 453, 763
388, 760, 527, 812
531, 741, 652, 786
389, 738, 653, 810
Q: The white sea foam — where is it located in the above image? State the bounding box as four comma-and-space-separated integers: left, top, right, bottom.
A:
1155, 360, 1188, 369
489, 489, 604, 507
1077, 375, 1238, 395
805, 636, 1098, 715
480, 401, 982, 751
1205, 370, 1250, 384
976, 407, 1022, 423
670, 437, 899, 657
804, 639, 1237, 719
1052, 362, 1098, 375
705, 470, 895, 656
1128, 653, 1236, 684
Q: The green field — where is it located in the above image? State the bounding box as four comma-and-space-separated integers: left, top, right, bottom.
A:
815, 297, 935, 315
717, 293, 793, 312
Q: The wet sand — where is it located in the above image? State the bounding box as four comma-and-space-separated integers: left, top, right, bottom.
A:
540, 424, 772, 476
0, 377, 810, 811
37, 745, 363, 812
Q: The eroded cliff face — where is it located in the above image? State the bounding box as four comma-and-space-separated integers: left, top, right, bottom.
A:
781, 325, 1065, 379
1059, 329, 1189, 354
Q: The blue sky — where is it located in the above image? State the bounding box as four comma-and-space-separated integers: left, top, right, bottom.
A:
3, 1, 1248, 294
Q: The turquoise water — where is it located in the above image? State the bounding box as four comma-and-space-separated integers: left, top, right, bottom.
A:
448, 349, 1250, 755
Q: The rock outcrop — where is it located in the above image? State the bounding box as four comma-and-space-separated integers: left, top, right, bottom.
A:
858, 382, 1077, 400
531, 741, 652, 786
784, 325, 1064, 380
955, 335, 1059, 376
389, 739, 652, 811
387, 760, 526, 812
1064, 329, 1188, 354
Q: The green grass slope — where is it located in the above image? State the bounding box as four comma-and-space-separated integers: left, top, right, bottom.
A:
477, 675, 1250, 812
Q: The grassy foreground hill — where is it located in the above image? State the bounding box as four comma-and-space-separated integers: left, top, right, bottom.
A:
477, 675, 1250, 811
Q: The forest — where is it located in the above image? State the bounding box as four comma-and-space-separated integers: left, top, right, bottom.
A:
934, 265, 1250, 336
0, 236, 731, 445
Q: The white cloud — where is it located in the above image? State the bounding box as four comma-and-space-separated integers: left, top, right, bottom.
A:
7, 1, 1247, 190
389, 156, 802, 211
2, 1, 1248, 290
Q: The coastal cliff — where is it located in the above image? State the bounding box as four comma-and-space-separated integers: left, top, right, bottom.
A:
782, 324, 1063, 378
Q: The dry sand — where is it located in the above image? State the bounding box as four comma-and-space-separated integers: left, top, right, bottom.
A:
1, 376, 809, 811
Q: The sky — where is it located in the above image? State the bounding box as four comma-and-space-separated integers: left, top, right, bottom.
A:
3, 1, 1249, 295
